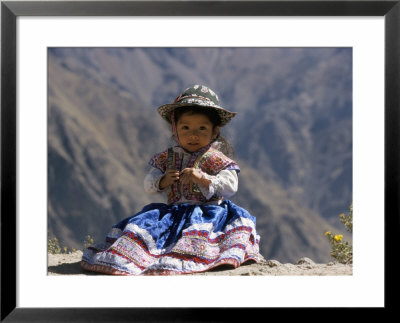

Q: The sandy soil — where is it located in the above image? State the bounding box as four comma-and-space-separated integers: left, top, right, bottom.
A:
48, 251, 352, 276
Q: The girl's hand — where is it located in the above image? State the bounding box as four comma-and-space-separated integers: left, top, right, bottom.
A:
180, 168, 211, 188
159, 169, 180, 190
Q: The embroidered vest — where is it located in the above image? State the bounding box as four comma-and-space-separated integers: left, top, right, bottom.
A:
149, 146, 239, 204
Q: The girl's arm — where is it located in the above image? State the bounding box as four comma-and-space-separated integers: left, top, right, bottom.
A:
197, 169, 238, 200
144, 167, 167, 193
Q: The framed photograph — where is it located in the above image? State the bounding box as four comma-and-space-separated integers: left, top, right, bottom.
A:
2, 0, 398, 320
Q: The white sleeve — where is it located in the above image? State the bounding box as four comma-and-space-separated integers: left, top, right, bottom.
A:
198, 169, 239, 200
144, 167, 165, 194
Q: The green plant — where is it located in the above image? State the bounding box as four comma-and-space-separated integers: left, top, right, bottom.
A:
48, 234, 62, 254
324, 204, 353, 264
47, 231, 73, 254
83, 235, 95, 249
48, 232, 94, 254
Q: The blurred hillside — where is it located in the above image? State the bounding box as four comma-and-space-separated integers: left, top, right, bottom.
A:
48, 47, 352, 263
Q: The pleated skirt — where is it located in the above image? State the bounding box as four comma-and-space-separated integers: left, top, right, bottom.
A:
81, 200, 261, 275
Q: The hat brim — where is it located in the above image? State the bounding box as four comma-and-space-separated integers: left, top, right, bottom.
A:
158, 102, 237, 127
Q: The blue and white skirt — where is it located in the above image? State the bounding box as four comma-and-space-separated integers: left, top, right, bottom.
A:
81, 200, 261, 275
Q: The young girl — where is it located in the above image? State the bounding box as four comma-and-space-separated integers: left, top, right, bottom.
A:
81, 85, 261, 275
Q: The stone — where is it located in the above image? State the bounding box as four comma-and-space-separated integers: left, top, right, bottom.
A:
296, 257, 316, 265
265, 259, 281, 267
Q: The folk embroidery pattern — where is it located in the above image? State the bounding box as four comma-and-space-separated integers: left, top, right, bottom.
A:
81, 218, 260, 275
149, 146, 239, 204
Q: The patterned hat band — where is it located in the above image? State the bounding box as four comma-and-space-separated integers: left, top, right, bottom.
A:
173, 94, 213, 104
157, 85, 237, 127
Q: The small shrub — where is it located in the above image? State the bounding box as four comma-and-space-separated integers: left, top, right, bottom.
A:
48, 234, 62, 254
48, 232, 95, 254
83, 235, 95, 249
324, 204, 353, 264
48, 232, 71, 254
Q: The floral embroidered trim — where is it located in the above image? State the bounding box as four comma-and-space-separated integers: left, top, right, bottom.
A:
149, 150, 168, 173
148, 146, 240, 204
81, 217, 260, 276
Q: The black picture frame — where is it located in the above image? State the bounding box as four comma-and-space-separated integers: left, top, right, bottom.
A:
1, 0, 398, 320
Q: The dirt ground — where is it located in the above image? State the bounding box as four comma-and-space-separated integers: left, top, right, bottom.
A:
48, 251, 352, 276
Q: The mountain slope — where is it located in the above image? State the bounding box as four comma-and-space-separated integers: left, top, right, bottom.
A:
48, 47, 352, 263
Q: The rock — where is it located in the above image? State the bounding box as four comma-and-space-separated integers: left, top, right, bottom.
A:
265, 259, 282, 267
296, 257, 316, 265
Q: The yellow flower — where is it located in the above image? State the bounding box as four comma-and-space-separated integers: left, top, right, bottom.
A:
334, 235, 343, 242
339, 213, 345, 218
325, 231, 331, 236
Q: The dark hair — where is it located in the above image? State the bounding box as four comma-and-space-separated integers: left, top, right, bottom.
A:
173, 106, 222, 127
172, 106, 234, 157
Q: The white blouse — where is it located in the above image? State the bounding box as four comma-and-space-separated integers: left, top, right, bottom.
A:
144, 148, 239, 205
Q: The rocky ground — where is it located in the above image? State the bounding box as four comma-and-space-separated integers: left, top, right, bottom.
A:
48, 251, 352, 276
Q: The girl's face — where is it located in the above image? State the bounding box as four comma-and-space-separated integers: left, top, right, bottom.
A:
176, 112, 219, 152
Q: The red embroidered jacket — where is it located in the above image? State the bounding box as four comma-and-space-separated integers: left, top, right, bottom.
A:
148, 145, 240, 204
